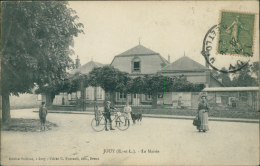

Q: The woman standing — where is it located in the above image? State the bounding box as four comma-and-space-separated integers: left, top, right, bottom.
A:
197, 95, 210, 132
123, 102, 132, 126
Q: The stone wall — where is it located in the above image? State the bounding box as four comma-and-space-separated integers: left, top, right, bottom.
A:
10, 93, 42, 109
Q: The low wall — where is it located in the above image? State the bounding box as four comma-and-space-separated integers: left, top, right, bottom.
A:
49, 105, 76, 111
10, 94, 42, 109
131, 107, 259, 119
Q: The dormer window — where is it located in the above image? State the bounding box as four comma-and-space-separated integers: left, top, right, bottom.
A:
134, 62, 140, 71
132, 57, 141, 73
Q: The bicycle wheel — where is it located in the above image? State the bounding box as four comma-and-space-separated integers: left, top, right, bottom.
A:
91, 117, 106, 132
115, 116, 130, 131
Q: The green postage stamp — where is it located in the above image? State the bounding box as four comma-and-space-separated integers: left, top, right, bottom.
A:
217, 11, 256, 57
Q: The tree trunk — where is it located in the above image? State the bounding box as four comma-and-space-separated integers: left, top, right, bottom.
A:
81, 85, 85, 111
110, 92, 116, 106
46, 93, 54, 107
152, 93, 157, 109
94, 87, 97, 112
126, 94, 129, 105
2, 88, 11, 124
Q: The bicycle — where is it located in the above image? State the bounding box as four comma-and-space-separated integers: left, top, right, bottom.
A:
91, 111, 130, 132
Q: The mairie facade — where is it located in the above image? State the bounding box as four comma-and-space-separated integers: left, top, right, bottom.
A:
52, 44, 227, 109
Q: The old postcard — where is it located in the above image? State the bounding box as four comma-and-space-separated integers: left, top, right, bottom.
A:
1, 1, 259, 166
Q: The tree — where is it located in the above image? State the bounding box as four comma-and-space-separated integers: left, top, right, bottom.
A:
218, 67, 232, 87
35, 73, 88, 105
210, 68, 232, 87
88, 66, 131, 105
251, 61, 259, 81
141, 74, 168, 108
231, 62, 259, 87
171, 75, 205, 92
1, 2, 84, 123
88, 66, 205, 109
131, 74, 205, 108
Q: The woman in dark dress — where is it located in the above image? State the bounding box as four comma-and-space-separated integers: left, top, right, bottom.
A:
197, 95, 210, 132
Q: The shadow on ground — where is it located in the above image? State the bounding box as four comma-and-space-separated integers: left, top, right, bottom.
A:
1, 118, 58, 132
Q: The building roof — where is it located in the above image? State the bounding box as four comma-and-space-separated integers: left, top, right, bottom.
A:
210, 75, 226, 87
159, 55, 170, 66
161, 56, 210, 72
116, 45, 159, 57
69, 61, 107, 75
202, 87, 259, 92
110, 44, 169, 74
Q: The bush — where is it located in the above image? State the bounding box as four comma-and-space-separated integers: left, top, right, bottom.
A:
130, 108, 259, 119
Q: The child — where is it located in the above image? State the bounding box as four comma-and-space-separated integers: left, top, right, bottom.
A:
123, 102, 132, 126
39, 102, 48, 131
94, 105, 101, 121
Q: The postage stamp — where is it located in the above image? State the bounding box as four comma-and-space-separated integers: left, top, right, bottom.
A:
217, 10, 256, 57
202, 23, 250, 73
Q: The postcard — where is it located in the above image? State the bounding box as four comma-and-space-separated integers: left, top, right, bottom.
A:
1, 1, 259, 165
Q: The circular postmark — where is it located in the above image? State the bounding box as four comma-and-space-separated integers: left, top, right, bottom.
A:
201, 23, 250, 73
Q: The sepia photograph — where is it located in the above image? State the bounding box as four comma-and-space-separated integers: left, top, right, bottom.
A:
1, 1, 259, 165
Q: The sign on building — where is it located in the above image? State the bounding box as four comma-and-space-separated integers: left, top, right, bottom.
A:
172, 92, 191, 107
179, 92, 191, 106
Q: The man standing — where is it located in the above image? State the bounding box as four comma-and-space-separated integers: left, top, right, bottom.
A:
39, 102, 48, 131
104, 101, 116, 131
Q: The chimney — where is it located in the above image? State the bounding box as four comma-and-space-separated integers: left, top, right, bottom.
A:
75, 55, 81, 69
168, 54, 170, 63
218, 78, 222, 83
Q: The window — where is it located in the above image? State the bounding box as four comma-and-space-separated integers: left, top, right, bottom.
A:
239, 92, 247, 102
132, 57, 141, 73
86, 88, 89, 99
134, 62, 140, 71
120, 92, 126, 99
72, 92, 76, 100
77, 91, 81, 99
146, 95, 152, 100
96, 87, 103, 99
158, 94, 163, 98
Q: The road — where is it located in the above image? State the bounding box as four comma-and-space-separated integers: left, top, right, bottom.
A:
1, 109, 259, 165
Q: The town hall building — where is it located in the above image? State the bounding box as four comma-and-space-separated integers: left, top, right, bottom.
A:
53, 44, 225, 109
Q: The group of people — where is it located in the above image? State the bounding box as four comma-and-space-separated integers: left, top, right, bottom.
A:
98, 95, 210, 133
95, 101, 132, 131
39, 95, 210, 133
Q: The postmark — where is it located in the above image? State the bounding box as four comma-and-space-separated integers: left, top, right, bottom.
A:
217, 10, 256, 57
201, 10, 257, 74
201, 23, 250, 73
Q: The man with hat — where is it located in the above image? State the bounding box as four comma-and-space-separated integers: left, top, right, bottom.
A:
104, 101, 117, 131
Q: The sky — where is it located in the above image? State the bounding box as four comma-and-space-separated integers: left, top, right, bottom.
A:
68, 1, 259, 70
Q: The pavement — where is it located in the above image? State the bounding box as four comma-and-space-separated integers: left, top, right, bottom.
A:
33, 109, 259, 123
1, 109, 259, 165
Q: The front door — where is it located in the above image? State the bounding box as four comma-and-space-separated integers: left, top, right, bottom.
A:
132, 94, 140, 106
